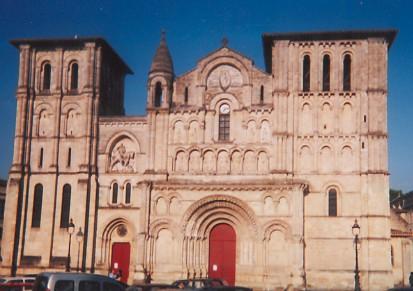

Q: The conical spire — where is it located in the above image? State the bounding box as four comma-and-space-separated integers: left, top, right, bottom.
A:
150, 31, 174, 75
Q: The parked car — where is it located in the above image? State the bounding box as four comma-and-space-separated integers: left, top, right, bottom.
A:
172, 279, 226, 289
0, 276, 35, 291
126, 283, 177, 291
32, 272, 126, 291
171, 279, 251, 291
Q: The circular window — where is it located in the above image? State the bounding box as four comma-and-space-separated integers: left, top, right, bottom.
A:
117, 225, 128, 237
220, 103, 230, 114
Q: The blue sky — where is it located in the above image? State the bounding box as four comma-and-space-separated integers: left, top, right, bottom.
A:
0, 0, 411, 191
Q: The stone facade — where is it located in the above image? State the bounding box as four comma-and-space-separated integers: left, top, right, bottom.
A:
0, 30, 400, 290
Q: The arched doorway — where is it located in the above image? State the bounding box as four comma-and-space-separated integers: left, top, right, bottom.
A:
208, 224, 236, 285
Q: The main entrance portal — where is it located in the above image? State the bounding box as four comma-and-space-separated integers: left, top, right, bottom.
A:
208, 224, 236, 285
111, 242, 130, 283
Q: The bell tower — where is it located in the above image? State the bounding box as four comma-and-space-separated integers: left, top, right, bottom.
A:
147, 31, 174, 109
146, 31, 174, 173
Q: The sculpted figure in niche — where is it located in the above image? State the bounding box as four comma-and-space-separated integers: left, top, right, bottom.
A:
231, 151, 242, 174
243, 151, 256, 174
299, 145, 313, 172
247, 120, 256, 143
341, 103, 354, 134
175, 151, 187, 172
321, 103, 333, 134
66, 109, 79, 136
110, 139, 136, 172
217, 151, 230, 174
203, 151, 215, 173
173, 121, 185, 144
188, 150, 201, 172
300, 103, 313, 135
258, 152, 269, 174
38, 110, 52, 137
260, 120, 271, 143
188, 121, 200, 144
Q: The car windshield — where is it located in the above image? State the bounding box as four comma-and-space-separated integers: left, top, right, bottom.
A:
32, 276, 48, 291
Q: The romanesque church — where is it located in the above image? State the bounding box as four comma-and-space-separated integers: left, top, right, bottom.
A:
2, 29, 411, 290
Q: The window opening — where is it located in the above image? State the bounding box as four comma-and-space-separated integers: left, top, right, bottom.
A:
343, 54, 351, 91
70, 63, 79, 90
303, 55, 310, 92
43, 63, 51, 91
112, 183, 118, 204
260, 85, 264, 104
154, 82, 162, 107
125, 183, 131, 204
39, 148, 44, 168
218, 104, 230, 141
60, 184, 71, 228
184, 87, 189, 105
67, 148, 72, 167
32, 184, 43, 227
328, 188, 337, 216
322, 55, 331, 91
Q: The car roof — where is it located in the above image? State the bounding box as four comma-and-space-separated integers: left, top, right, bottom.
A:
37, 272, 117, 280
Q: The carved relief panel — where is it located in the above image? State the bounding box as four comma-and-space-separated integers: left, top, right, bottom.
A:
206, 65, 243, 91
109, 137, 137, 172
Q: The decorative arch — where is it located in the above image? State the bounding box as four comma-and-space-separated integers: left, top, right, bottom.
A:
262, 220, 293, 241
181, 194, 258, 237
200, 56, 250, 87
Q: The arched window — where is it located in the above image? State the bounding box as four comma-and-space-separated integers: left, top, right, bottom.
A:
70, 62, 79, 90
391, 246, 394, 266
39, 148, 44, 168
154, 82, 162, 107
67, 148, 72, 167
60, 184, 71, 228
218, 103, 230, 141
260, 85, 264, 104
184, 87, 189, 105
112, 183, 118, 204
328, 188, 337, 216
322, 55, 331, 91
32, 184, 43, 227
42, 63, 51, 91
125, 183, 131, 204
303, 55, 310, 92
343, 54, 351, 91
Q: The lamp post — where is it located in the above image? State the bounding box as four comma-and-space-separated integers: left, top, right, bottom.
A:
352, 219, 361, 291
65, 218, 75, 272
76, 227, 84, 272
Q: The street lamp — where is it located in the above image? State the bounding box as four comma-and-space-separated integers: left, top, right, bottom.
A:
352, 219, 361, 291
65, 218, 75, 272
76, 227, 84, 272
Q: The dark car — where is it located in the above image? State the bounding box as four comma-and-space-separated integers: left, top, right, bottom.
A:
32, 272, 126, 291
171, 279, 251, 291
126, 283, 177, 291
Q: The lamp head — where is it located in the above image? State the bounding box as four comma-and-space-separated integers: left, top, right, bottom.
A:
68, 218, 75, 234
352, 219, 360, 236
76, 227, 83, 242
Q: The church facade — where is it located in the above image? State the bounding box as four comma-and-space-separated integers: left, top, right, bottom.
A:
0, 29, 399, 290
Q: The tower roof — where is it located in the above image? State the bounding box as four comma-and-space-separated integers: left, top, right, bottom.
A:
150, 31, 174, 75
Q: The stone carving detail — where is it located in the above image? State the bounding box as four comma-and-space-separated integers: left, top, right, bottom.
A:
203, 150, 215, 173
175, 151, 187, 172
188, 121, 200, 144
217, 151, 230, 174
260, 120, 271, 143
258, 152, 269, 174
299, 145, 313, 172
231, 151, 242, 174
38, 109, 52, 137
300, 103, 313, 135
243, 151, 256, 174
110, 138, 136, 172
189, 150, 201, 172
66, 109, 81, 136
174, 121, 185, 144
206, 65, 243, 90
116, 225, 128, 237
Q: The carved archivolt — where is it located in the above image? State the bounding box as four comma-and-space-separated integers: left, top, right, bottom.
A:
181, 194, 258, 237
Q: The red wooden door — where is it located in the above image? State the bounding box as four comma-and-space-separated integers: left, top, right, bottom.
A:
111, 242, 131, 283
208, 224, 236, 285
